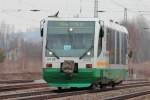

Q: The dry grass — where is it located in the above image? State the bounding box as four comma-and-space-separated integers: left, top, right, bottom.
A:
0, 58, 42, 80
0, 73, 41, 81
129, 61, 150, 77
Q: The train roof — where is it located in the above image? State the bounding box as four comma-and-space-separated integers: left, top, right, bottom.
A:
45, 17, 99, 21
104, 20, 128, 34
44, 17, 128, 34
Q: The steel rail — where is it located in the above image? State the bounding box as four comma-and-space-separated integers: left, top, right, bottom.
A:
0, 80, 33, 84
0, 83, 47, 92
105, 90, 150, 100
0, 89, 53, 99
121, 81, 150, 86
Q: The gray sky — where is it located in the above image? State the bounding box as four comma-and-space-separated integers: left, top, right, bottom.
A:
0, 0, 150, 32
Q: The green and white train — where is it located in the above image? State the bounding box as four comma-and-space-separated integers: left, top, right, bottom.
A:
40, 17, 128, 89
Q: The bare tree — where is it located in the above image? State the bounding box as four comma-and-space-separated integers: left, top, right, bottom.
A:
125, 16, 150, 63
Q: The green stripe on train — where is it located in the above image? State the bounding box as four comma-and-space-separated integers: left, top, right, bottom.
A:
43, 68, 128, 87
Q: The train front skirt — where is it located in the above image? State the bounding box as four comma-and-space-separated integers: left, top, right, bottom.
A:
43, 67, 128, 88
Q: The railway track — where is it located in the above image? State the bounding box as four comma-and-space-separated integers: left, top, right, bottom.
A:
0, 79, 148, 92
1, 81, 150, 100
0, 83, 48, 92
0, 80, 34, 84
105, 90, 150, 100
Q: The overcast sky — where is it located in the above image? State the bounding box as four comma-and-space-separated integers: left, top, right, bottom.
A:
0, 0, 150, 32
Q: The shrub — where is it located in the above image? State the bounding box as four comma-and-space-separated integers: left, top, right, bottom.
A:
0, 48, 5, 63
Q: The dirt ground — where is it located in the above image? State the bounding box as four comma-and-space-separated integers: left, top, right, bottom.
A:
0, 73, 42, 81
0, 58, 42, 80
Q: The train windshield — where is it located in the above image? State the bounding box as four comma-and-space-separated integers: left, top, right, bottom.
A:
46, 21, 95, 57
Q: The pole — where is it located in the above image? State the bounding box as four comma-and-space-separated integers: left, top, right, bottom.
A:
80, 0, 82, 17
94, 0, 98, 18
124, 8, 127, 27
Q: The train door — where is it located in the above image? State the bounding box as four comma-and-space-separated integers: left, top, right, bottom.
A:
95, 20, 107, 68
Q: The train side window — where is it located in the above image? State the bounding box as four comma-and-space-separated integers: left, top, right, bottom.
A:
116, 31, 120, 64
121, 33, 124, 64
124, 34, 128, 64
111, 30, 115, 64
105, 28, 128, 65
106, 28, 111, 63
106, 28, 115, 64
106, 28, 111, 51
120, 33, 127, 64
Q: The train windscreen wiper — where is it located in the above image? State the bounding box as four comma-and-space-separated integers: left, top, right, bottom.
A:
79, 45, 94, 59
46, 40, 60, 59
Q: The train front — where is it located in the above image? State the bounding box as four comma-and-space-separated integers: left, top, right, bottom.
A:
42, 18, 98, 88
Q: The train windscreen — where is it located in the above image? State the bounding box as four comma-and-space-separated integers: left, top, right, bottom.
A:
45, 21, 95, 57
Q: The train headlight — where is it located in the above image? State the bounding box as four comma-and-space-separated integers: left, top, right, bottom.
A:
49, 51, 53, 55
69, 28, 73, 32
87, 51, 91, 56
